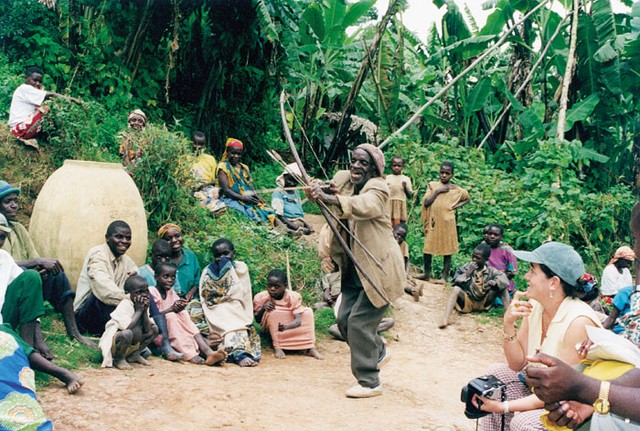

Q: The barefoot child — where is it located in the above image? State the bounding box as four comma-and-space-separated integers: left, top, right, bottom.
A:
149, 262, 226, 366
139, 239, 184, 362
254, 269, 322, 359
394, 223, 422, 301
419, 161, 470, 283
386, 156, 413, 226
439, 243, 509, 329
198, 238, 262, 367
99, 275, 158, 370
271, 164, 314, 235
483, 223, 518, 296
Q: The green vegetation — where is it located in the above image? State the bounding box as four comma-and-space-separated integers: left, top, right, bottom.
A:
1, 0, 639, 380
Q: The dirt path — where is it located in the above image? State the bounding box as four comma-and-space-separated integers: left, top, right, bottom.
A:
40, 216, 505, 430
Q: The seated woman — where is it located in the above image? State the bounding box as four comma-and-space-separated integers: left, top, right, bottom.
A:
216, 137, 277, 226
0, 326, 53, 431
254, 269, 322, 359
600, 246, 634, 305
191, 131, 227, 216
118, 109, 147, 167
198, 238, 261, 367
474, 241, 602, 431
157, 223, 201, 301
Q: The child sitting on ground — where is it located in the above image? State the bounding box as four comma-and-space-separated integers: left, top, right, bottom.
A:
139, 239, 184, 361
254, 269, 322, 359
483, 223, 518, 300
386, 156, 413, 226
271, 164, 314, 235
99, 275, 158, 370
439, 243, 509, 329
149, 262, 226, 366
394, 223, 423, 301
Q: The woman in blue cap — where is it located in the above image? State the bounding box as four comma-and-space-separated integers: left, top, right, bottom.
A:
474, 241, 602, 431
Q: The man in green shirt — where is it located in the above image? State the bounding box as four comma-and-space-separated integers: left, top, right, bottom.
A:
0, 180, 96, 352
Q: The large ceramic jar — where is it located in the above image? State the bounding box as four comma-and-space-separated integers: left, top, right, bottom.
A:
29, 160, 148, 288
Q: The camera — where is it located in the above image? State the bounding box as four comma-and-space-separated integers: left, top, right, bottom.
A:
460, 375, 506, 419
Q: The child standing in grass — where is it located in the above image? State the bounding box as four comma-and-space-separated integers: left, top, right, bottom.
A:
254, 269, 322, 360
386, 156, 413, 226
419, 161, 470, 284
149, 262, 226, 366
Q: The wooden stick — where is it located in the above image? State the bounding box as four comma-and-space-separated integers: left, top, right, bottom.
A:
279, 91, 391, 303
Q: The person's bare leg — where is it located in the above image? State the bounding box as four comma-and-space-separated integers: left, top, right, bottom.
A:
113, 330, 133, 370
128, 325, 157, 366
29, 351, 83, 394
416, 254, 432, 281
439, 286, 464, 329
500, 288, 511, 310
61, 298, 98, 349
21, 320, 54, 360
306, 347, 323, 359
442, 255, 452, 283
33, 322, 54, 360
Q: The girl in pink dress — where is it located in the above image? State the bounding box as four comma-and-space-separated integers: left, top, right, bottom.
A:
149, 262, 226, 366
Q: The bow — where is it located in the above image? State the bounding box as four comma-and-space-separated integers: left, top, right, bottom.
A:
279, 91, 390, 304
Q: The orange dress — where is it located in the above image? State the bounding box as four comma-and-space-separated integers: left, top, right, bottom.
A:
253, 290, 316, 350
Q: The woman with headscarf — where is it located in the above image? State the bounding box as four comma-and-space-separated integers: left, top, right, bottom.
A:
118, 109, 147, 167
216, 138, 277, 226
157, 223, 201, 302
307, 143, 405, 398
601, 246, 635, 302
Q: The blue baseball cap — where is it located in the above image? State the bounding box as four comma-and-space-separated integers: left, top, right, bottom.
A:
514, 241, 585, 287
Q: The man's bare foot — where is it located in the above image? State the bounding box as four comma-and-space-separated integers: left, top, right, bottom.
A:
205, 348, 227, 366
70, 332, 99, 349
415, 274, 430, 281
274, 348, 286, 359
189, 356, 205, 365
114, 358, 132, 370
438, 317, 449, 329
238, 357, 258, 367
306, 348, 323, 360
128, 353, 151, 366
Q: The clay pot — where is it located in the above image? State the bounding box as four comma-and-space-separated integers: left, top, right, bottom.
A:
29, 160, 148, 288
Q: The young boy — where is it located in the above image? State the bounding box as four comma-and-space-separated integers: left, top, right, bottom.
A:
99, 275, 158, 370
439, 243, 509, 329
254, 269, 322, 359
394, 223, 423, 301
483, 223, 518, 295
419, 161, 470, 284
8, 66, 81, 148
